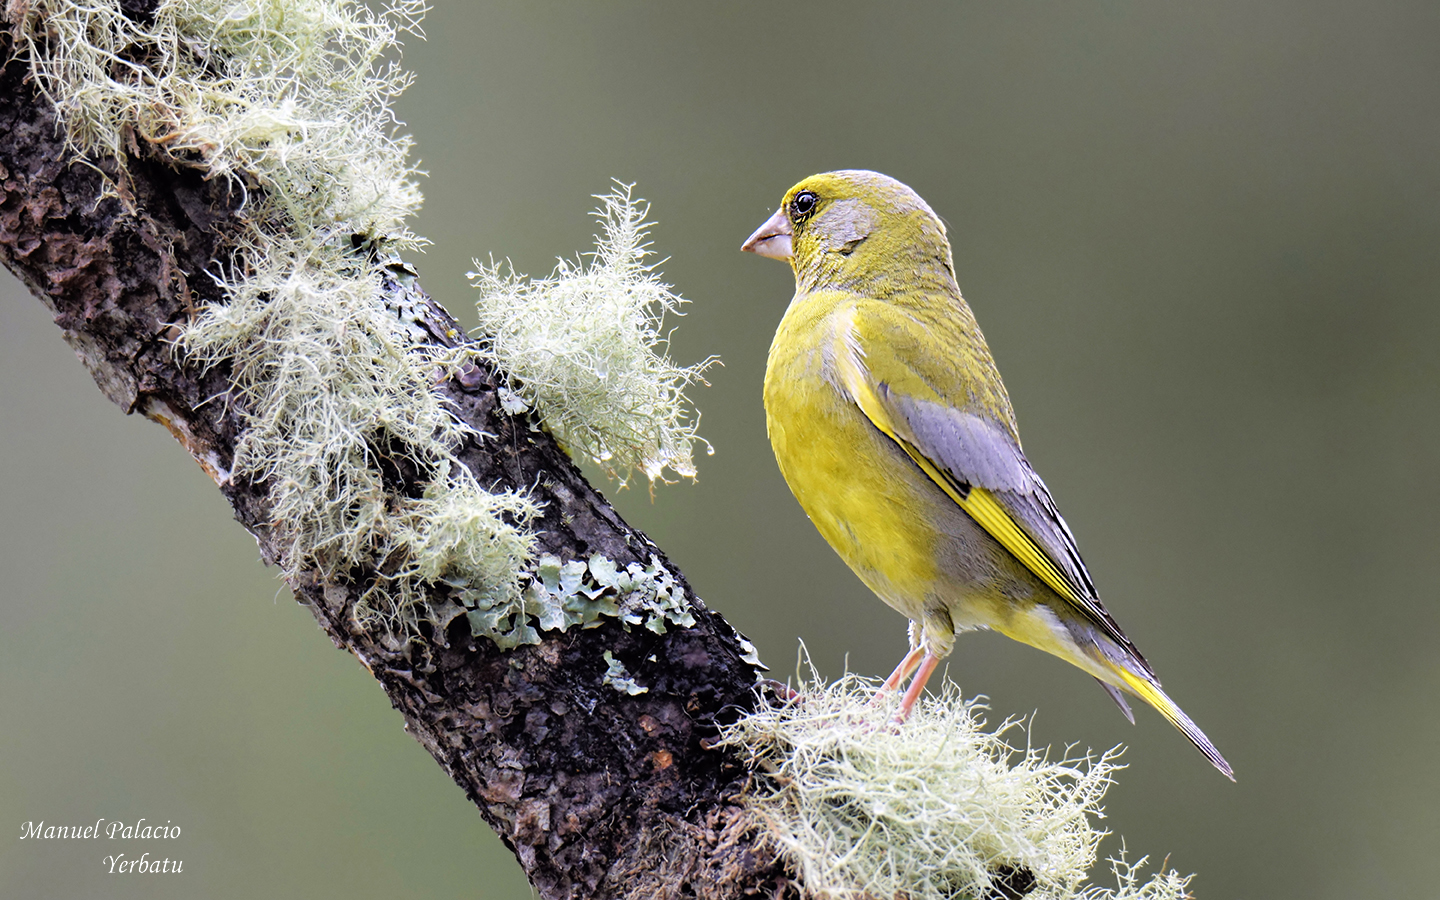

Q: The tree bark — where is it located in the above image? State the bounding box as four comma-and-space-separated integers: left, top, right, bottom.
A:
0, 23, 784, 900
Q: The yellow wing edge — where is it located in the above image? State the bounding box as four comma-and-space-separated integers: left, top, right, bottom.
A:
837, 341, 1085, 609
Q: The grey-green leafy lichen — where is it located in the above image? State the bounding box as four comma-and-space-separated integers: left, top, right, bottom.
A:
721, 671, 1195, 900
602, 651, 648, 696
462, 553, 698, 651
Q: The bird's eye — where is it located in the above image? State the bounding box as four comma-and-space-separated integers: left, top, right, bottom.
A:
789, 190, 819, 222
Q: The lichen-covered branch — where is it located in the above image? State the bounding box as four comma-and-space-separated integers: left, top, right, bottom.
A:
0, 3, 1202, 898
0, 11, 781, 899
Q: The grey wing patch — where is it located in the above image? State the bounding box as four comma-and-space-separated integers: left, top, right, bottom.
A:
882, 386, 1155, 677
882, 386, 1090, 593
879, 389, 1034, 493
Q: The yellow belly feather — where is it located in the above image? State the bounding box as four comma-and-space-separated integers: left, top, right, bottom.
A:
764, 292, 1083, 666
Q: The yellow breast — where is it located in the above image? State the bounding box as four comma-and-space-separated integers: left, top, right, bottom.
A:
763, 292, 945, 619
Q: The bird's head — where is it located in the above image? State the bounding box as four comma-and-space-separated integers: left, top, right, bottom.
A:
742, 170, 954, 294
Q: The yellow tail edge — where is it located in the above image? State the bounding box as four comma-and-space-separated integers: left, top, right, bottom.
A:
1110, 665, 1235, 781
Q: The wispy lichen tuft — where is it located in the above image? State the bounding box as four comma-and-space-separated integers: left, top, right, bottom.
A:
16, 0, 547, 639
721, 669, 1193, 900
374, 466, 541, 634
14, 0, 427, 244
1084, 850, 1194, 900
470, 183, 716, 485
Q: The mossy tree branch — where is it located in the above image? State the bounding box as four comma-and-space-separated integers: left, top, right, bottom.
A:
0, 20, 784, 900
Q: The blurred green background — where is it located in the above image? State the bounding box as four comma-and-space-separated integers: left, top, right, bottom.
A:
5, 2, 1440, 896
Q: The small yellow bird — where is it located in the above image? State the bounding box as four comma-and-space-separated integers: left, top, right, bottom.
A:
742, 170, 1232, 779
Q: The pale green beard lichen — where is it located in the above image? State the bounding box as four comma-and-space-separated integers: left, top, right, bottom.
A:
1093, 851, 1193, 900
184, 241, 549, 635
13, 0, 711, 644
14, 0, 427, 243
722, 673, 1194, 900
470, 184, 715, 486
13, 0, 544, 637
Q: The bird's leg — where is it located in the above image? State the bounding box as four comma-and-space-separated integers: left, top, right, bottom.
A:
891, 652, 941, 723
876, 644, 927, 697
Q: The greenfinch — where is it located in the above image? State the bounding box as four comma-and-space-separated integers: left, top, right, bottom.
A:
743, 170, 1232, 779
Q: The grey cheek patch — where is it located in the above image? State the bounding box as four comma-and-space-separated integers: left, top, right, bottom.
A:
821, 198, 877, 253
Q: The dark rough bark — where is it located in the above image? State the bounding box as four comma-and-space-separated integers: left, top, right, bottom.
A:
0, 22, 787, 900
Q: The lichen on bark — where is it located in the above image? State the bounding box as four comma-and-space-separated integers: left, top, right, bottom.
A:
0, 8, 782, 897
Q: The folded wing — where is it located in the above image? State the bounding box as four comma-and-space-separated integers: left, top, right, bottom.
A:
830, 299, 1154, 679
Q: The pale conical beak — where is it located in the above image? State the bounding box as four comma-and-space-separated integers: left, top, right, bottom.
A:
740, 207, 793, 260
